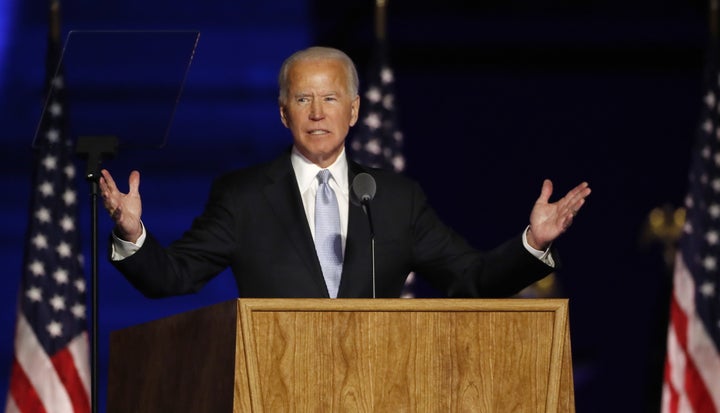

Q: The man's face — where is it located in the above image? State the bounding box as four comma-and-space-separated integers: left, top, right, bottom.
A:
280, 58, 359, 168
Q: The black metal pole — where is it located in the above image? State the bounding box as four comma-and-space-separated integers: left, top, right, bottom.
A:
89, 178, 99, 413
76, 135, 117, 413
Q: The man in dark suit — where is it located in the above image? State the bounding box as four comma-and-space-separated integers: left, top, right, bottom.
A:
99, 46, 591, 299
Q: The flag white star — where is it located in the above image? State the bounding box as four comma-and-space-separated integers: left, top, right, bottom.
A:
706, 91, 716, 108
46, 321, 63, 337
26, 287, 42, 302
35, 207, 51, 223
53, 268, 69, 284
380, 67, 393, 84
700, 146, 712, 159
48, 101, 62, 117
29, 260, 45, 276
713, 178, 720, 192
64, 164, 76, 179
363, 112, 381, 130
49, 295, 66, 311
56, 241, 72, 258
703, 120, 713, 135
365, 87, 382, 103
32, 234, 48, 250
71, 303, 86, 319
62, 189, 77, 206
707, 230, 719, 245
382, 94, 394, 110
710, 204, 720, 218
42, 155, 58, 171
46, 128, 60, 143
699, 281, 716, 298
684, 221, 693, 234
38, 181, 54, 197
365, 138, 382, 155
51, 75, 64, 89
59, 215, 75, 232
75, 279, 86, 293
392, 155, 405, 172
703, 255, 717, 271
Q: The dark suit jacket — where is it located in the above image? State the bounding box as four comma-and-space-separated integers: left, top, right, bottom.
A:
112, 149, 555, 298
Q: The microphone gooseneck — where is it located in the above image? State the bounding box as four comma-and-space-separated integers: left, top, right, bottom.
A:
352, 173, 377, 297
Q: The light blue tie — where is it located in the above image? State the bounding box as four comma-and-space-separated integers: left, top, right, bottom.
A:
315, 169, 342, 298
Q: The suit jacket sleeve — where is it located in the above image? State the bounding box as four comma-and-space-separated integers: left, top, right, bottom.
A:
367, 170, 556, 298
110, 174, 239, 298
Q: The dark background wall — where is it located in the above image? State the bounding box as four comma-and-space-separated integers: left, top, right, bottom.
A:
0, 0, 708, 412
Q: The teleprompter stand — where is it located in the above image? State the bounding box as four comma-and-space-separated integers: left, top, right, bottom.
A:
33, 30, 200, 413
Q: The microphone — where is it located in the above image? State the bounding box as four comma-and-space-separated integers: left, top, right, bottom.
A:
352, 173, 376, 233
351, 173, 377, 298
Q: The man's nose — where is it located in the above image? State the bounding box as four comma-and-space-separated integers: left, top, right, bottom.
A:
309, 100, 324, 120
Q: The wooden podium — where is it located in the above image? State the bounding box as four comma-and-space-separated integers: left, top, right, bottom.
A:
108, 299, 575, 412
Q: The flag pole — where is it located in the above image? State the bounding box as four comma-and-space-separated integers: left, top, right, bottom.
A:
374, 0, 387, 41
712, 0, 718, 39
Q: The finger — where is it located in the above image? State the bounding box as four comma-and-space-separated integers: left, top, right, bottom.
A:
128, 170, 141, 196
561, 183, 590, 211
569, 198, 586, 216
100, 169, 119, 192
566, 182, 591, 202
536, 179, 553, 204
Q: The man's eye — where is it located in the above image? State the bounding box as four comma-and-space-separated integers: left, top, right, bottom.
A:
297, 97, 309, 103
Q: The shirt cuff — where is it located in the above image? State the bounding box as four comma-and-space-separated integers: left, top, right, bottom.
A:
522, 226, 555, 268
110, 223, 147, 261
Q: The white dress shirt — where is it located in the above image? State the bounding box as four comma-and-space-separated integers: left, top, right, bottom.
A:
291, 146, 349, 257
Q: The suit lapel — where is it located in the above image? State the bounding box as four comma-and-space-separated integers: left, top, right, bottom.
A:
262, 152, 330, 297
337, 161, 373, 297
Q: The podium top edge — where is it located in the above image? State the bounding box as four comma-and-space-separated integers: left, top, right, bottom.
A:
235, 298, 568, 313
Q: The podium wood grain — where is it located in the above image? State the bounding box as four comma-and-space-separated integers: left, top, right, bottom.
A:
108, 299, 574, 413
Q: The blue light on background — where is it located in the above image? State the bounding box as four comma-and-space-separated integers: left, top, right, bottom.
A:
0, 0, 708, 412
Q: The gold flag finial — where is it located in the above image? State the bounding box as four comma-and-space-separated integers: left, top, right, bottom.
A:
49, 0, 61, 42
375, 0, 387, 41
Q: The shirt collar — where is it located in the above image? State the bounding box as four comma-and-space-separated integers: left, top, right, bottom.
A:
291, 146, 349, 195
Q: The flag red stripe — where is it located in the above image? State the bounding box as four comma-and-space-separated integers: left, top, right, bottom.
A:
668, 292, 718, 413
8, 357, 48, 413
50, 347, 91, 413
670, 296, 688, 351
685, 361, 717, 413
664, 356, 680, 413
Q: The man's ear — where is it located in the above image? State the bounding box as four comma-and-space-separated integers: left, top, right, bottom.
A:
279, 105, 289, 128
349, 95, 360, 127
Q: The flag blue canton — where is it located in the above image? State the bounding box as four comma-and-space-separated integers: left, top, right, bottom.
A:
350, 40, 404, 172
22, 37, 87, 357
350, 39, 421, 297
681, 46, 720, 351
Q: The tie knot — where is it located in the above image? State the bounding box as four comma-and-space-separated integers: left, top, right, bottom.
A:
317, 169, 331, 185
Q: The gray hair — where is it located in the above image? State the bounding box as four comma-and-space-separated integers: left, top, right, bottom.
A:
277, 46, 359, 106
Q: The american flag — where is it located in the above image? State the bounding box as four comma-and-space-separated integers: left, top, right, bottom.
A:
662, 38, 720, 413
349, 39, 420, 297
350, 39, 405, 173
5, 1, 91, 412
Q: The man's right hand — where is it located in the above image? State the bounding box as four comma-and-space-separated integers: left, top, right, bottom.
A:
99, 169, 143, 243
